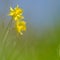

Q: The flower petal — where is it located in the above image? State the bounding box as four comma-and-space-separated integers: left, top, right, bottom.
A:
10, 7, 14, 11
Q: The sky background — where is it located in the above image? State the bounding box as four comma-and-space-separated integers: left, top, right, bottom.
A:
0, 0, 60, 29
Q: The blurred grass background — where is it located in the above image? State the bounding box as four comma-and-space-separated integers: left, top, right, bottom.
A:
0, 0, 60, 60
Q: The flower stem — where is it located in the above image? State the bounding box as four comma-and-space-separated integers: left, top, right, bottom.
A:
0, 19, 12, 60
2, 19, 12, 45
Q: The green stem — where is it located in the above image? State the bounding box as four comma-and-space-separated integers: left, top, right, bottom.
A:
2, 19, 12, 45
0, 19, 12, 60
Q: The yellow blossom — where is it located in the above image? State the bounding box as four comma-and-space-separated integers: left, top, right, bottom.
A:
9, 5, 24, 21
15, 21, 26, 35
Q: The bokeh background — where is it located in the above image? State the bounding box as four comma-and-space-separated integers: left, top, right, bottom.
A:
0, 0, 60, 60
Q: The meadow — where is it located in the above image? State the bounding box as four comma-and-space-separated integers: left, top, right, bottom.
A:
0, 19, 60, 60
0, 0, 60, 60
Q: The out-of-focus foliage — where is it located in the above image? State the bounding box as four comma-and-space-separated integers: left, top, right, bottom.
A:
0, 18, 60, 60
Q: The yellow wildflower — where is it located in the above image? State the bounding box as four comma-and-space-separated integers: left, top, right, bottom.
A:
9, 5, 24, 21
16, 21, 26, 35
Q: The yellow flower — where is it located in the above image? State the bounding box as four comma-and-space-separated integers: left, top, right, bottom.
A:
15, 21, 26, 35
9, 5, 24, 21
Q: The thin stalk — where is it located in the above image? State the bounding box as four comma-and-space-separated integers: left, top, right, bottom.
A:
0, 19, 12, 60
2, 19, 12, 45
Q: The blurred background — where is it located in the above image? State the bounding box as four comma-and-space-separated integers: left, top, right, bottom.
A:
0, 0, 60, 60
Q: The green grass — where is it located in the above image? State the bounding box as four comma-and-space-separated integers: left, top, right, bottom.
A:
0, 21, 60, 60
